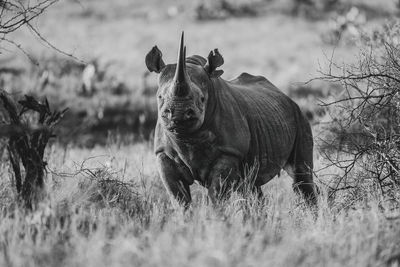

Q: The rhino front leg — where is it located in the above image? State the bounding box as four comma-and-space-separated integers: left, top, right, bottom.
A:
252, 186, 263, 199
156, 153, 192, 208
207, 155, 240, 205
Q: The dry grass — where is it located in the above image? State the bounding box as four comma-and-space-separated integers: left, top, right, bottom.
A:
0, 142, 399, 267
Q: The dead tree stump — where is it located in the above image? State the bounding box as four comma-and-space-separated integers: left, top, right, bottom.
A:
0, 91, 67, 209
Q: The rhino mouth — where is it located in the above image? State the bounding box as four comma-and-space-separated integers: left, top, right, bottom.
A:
166, 118, 199, 133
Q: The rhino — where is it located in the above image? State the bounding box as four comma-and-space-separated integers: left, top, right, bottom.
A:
145, 33, 317, 207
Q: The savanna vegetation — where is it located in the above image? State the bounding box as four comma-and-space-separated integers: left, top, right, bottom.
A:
1, 0, 400, 266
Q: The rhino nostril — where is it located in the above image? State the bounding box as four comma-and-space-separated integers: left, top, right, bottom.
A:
185, 109, 195, 119
164, 109, 173, 119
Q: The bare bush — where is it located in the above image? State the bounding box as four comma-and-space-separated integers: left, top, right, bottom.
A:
0, 91, 67, 209
77, 167, 142, 214
318, 21, 400, 205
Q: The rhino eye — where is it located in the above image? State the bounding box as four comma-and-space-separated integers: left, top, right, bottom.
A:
200, 96, 205, 103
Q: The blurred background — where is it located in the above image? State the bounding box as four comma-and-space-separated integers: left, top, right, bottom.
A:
1, 0, 398, 146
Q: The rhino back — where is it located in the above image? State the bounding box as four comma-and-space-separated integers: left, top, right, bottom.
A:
212, 73, 300, 184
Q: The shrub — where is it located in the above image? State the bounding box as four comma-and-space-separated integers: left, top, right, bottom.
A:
318, 21, 400, 206
0, 92, 67, 209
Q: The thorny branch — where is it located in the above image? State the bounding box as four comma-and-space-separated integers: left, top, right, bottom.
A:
0, 0, 58, 35
0, 0, 83, 64
317, 23, 400, 205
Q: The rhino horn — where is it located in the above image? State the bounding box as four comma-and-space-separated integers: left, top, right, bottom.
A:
172, 32, 190, 97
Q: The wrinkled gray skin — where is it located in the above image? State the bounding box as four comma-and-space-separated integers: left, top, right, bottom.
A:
145, 34, 316, 207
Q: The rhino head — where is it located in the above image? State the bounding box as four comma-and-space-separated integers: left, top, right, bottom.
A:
145, 32, 224, 134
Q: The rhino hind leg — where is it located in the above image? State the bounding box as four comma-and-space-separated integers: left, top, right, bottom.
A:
286, 164, 317, 205
284, 118, 317, 205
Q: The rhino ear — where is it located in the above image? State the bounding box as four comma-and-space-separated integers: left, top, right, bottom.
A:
205, 49, 224, 78
145, 46, 166, 73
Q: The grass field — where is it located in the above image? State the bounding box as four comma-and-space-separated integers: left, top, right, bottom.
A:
1, 0, 400, 266
0, 142, 399, 267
